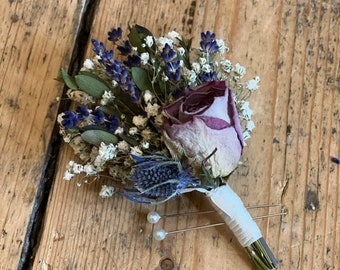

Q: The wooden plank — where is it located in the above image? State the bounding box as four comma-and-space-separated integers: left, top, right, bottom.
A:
274, 1, 340, 269
0, 0, 87, 269
33, 0, 339, 269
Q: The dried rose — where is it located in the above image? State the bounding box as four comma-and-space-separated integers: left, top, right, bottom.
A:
162, 81, 244, 178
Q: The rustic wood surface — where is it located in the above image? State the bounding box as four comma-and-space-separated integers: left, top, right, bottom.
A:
1, 0, 339, 269
0, 0, 87, 269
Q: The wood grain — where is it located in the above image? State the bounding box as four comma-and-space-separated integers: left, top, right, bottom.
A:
275, 1, 340, 269
1, 0, 338, 269
0, 0, 86, 269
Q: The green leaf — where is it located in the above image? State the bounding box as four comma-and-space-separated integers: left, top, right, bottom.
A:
134, 24, 154, 38
81, 129, 118, 146
199, 148, 219, 188
75, 73, 110, 99
128, 26, 143, 51
128, 24, 155, 52
118, 134, 139, 146
98, 105, 121, 118
131, 67, 153, 91
60, 68, 78, 90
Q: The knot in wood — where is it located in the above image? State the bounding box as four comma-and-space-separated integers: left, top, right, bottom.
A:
159, 257, 175, 270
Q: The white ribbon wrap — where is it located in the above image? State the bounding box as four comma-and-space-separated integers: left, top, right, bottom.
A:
207, 184, 262, 247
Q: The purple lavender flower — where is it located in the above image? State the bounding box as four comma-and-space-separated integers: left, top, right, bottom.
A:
92, 39, 114, 63
108, 27, 122, 43
76, 105, 90, 121
161, 43, 177, 62
61, 111, 78, 130
200, 70, 217, 82
124, 155, 198, 204
91, 109, 105, 124
91, 38, 140, 103
165, 61, 181, 81
200, 31, 219, 54
124, 54, 141, 68
92, 39, 106, 57
117, 40, 132, 55
108, 60, 123, 80
105, 115, 120, 132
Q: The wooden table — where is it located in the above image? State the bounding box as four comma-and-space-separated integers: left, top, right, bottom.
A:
1, 0, 339, 269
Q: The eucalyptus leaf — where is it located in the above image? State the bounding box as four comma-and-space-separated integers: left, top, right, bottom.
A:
75, 73, 110, 99
131, 67, 153, 91
81, 129, 118, 146
60, 68, 78, 90
80, 125, 108, 132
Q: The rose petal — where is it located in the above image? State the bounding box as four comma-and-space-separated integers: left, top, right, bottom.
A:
164, 117, 242, 177
162, 96, 184, 125
199, 89, 231, 124
198, 116, 230, 130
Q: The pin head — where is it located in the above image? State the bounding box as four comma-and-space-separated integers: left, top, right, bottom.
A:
154, 228, 167, 241
147, 211, 161, 224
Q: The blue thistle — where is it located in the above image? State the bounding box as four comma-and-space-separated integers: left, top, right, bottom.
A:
124, 155, 199, 204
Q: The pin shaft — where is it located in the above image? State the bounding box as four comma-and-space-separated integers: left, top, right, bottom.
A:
160, 211, 287, 237
158, 204, 281, 219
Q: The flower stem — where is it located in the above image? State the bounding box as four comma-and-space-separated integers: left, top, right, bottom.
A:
245, 237, 278, 270
207, 185, 278, 269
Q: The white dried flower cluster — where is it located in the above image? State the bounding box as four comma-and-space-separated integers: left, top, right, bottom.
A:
132, 115, 148, 129
99, 185, 115, 198
62, 142, 119, 181
95, 143, 117, 166
240, 101, 254, 120
156, 37, 174, 50
145, 103, 160, 118
63, 160, 97, 181
100, 90, 115, 105
237, 101, 256, 142
140, 52, 149, 65
246, 76, 260, 91
66, 89, 94, 105
144, 36, 153, 47
82, 59, 95, 70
